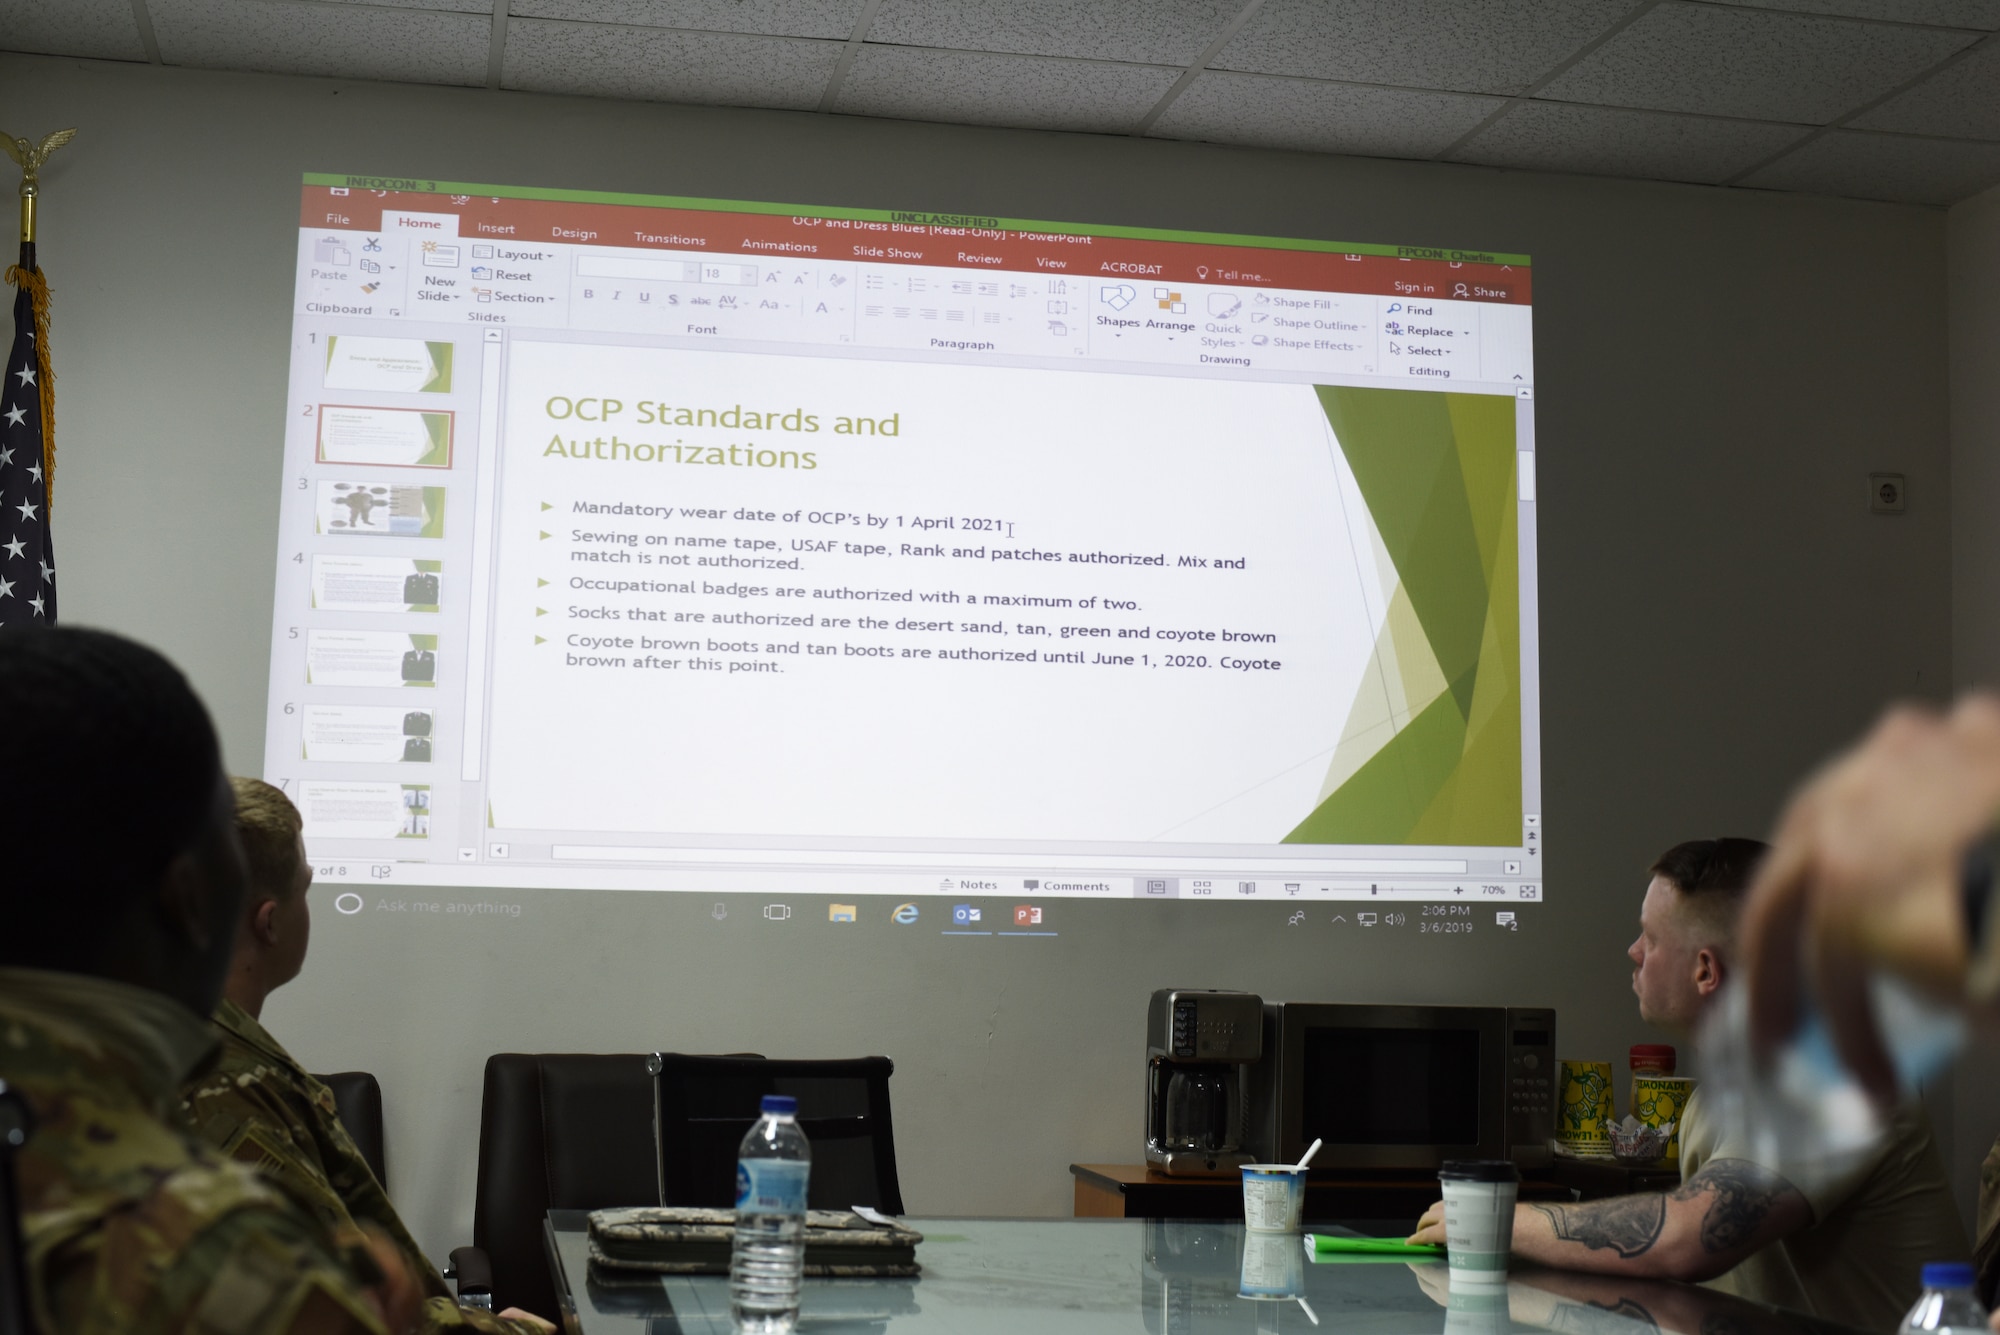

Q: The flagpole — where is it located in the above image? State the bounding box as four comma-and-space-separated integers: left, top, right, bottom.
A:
1, 129, 70, 624
5, 128, 70, 275
18, 142, 33, 269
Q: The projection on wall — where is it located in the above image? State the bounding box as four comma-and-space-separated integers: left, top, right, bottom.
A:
266, 174, 1542, 916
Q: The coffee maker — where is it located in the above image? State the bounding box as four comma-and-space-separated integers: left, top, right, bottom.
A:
1145, 988, 1263, 1177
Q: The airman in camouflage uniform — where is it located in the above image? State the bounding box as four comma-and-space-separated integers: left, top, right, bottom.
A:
184, 1000, 545, 1335
3, 969, 394, 1335
1, 625, 415, 1335
181, 778, 549, 1335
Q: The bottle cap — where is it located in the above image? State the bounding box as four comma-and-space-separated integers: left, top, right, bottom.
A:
1629, 1044, 1676, 1069
1438, 1160, 1519, 1183
1922, 1262, 1976, 1289
760, 1094, 798, 1115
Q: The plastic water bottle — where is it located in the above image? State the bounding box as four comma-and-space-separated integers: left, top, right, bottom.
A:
729, 1094, 811, 1333
1699, 977, 1965, 1195
1898, 1262, 1989, 1334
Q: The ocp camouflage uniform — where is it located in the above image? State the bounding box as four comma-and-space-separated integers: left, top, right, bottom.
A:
0, 967, 389, 1335
183, 1000, 541, 1335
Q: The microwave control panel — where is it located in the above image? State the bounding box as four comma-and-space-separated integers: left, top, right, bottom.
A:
1506, 1007, 1556, 1167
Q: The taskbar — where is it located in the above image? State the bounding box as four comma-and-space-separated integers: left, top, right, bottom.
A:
302, 858, 1542, 902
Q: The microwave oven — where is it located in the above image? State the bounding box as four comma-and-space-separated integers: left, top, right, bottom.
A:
1245, 1003, 1555, 1172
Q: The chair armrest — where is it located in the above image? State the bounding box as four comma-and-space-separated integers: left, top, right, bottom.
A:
445, 1246, 494, 1309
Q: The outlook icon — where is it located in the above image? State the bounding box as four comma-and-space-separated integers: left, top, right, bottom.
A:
952, 904, 982, 925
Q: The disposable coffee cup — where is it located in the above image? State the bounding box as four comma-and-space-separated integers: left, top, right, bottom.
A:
1444, 1284, 1512, 1335
1632, 1075, 1697, 1165
1240, 1164, 1308, 1232
1556, 1060, 1614, 1157
1438, 1160, 1519, 1286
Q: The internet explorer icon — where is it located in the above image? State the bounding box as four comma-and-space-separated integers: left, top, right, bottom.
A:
891, 903, 920, 925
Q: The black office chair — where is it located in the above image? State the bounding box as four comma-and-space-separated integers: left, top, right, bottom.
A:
2, 1078, 37, 1335
317, 1071, 387, 1190
448, 1054, 662, 1320
650, 1054, 905, 1215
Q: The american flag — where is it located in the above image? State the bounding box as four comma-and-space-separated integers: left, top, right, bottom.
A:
0, 269, 53, 625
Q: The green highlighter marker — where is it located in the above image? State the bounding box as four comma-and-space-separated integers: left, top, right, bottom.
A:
1306, 1234, 1445, 1258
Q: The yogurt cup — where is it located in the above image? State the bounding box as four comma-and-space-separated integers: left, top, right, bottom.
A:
1238, 1230, 1307, 1298
1240, 1164, 1309, 1233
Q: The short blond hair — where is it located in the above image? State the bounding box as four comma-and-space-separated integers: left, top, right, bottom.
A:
231, 776, 304, 898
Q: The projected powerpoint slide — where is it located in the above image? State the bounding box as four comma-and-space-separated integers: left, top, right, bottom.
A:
482, 343, 1520, 848
305, 630, 438, 687
270, 179, 1543, 899
301, 705, 434, 763
316, 405, 453, 469
297, 780, 430, 839
315, 482, 446, 538
322, 336, 454, 394
310, 556, 442, 612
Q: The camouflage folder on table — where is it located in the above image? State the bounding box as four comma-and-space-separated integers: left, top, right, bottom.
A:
586, 1206, 923, 1277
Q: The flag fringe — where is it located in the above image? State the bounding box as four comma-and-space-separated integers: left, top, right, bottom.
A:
4, 263, 53, 512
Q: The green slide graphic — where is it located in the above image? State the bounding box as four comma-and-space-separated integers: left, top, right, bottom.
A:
1286, 388, 1520, 846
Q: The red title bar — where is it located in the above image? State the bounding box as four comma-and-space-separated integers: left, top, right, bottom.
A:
302, 188, 1531, 305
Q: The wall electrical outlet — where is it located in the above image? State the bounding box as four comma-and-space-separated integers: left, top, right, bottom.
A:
1869, 473, 1907, 515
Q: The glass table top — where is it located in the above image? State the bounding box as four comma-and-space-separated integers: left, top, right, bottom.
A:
546, 1212, 1866, 1335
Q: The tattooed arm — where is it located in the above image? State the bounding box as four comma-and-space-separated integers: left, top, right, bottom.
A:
1408, 1159, 1811, 1281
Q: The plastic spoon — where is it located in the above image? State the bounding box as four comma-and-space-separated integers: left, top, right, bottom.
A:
1296, 1138, 1323, 1171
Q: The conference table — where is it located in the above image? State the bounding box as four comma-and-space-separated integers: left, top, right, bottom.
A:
543, 1210, 1866, 1334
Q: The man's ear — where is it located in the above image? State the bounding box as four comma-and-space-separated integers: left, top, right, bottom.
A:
253, 897, 280, 947
1693, 944, 1727, 998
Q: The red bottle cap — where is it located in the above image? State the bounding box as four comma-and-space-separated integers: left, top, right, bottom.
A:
1629, 1044, 1677, 1071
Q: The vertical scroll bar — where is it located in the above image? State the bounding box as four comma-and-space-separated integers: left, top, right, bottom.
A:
461, 328, 505, 781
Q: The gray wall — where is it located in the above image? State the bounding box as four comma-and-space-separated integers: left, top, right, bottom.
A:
0, 53, 1957, 1265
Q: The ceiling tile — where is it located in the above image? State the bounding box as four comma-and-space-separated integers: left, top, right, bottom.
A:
0, 0, 146, 60
503, 19, 839, 107
308, 0, 492, 14
1725, 0, 2000, 30
149, 0, 490, 84
507, 0, 864, 39
1852, 37, 2000, 138
867, 0, 1240, 67
1150, 72, 1504, 158
833, 47, 1179, 134
1449, 101, 1809, 184
1211, 0, 1635, 95
1539, 2, 1977, 122
1737, 128, 2000, 203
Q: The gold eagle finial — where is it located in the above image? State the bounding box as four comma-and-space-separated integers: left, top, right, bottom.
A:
1, 129, 77, 195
